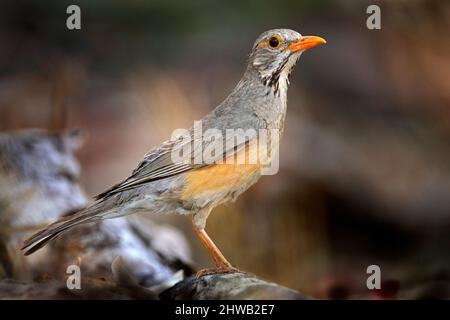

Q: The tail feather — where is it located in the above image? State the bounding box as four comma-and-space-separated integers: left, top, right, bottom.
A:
22, 205, 102, 255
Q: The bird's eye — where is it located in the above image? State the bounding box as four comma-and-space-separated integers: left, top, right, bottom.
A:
268, 35, 282, 49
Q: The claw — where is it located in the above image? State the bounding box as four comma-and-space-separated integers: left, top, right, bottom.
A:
196, 266, 242, 277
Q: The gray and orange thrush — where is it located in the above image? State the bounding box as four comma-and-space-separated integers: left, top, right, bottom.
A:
22, 29, 326, 272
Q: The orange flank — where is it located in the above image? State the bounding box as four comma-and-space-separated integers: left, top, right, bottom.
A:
182, 162, 261, 199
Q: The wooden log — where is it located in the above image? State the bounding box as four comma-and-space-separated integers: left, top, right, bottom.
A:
161, 272, 310, 300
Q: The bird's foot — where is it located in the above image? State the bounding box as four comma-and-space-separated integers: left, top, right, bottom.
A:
196, 266, 242, 277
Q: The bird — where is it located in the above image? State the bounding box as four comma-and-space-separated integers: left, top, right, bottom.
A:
22, 29, 326, 273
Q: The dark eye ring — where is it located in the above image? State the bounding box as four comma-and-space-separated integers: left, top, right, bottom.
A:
268, 36, 281, 48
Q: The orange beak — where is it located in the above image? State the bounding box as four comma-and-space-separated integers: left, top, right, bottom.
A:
288, 36, 327, 52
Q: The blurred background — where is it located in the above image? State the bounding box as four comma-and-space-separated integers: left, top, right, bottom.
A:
0, 0, 449, 299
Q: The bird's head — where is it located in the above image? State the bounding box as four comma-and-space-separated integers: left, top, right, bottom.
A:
248, 29, 326, 90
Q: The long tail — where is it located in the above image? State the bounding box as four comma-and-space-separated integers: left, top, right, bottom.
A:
21, 202, 105, 256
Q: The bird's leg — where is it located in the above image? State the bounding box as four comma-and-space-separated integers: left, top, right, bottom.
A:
192, 225, 239, 275
193, 226, 231, 268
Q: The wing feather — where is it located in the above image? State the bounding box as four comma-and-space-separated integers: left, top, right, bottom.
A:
95, 113, 266, 200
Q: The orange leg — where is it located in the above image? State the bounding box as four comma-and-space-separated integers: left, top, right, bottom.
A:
193, 225, 239, 275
